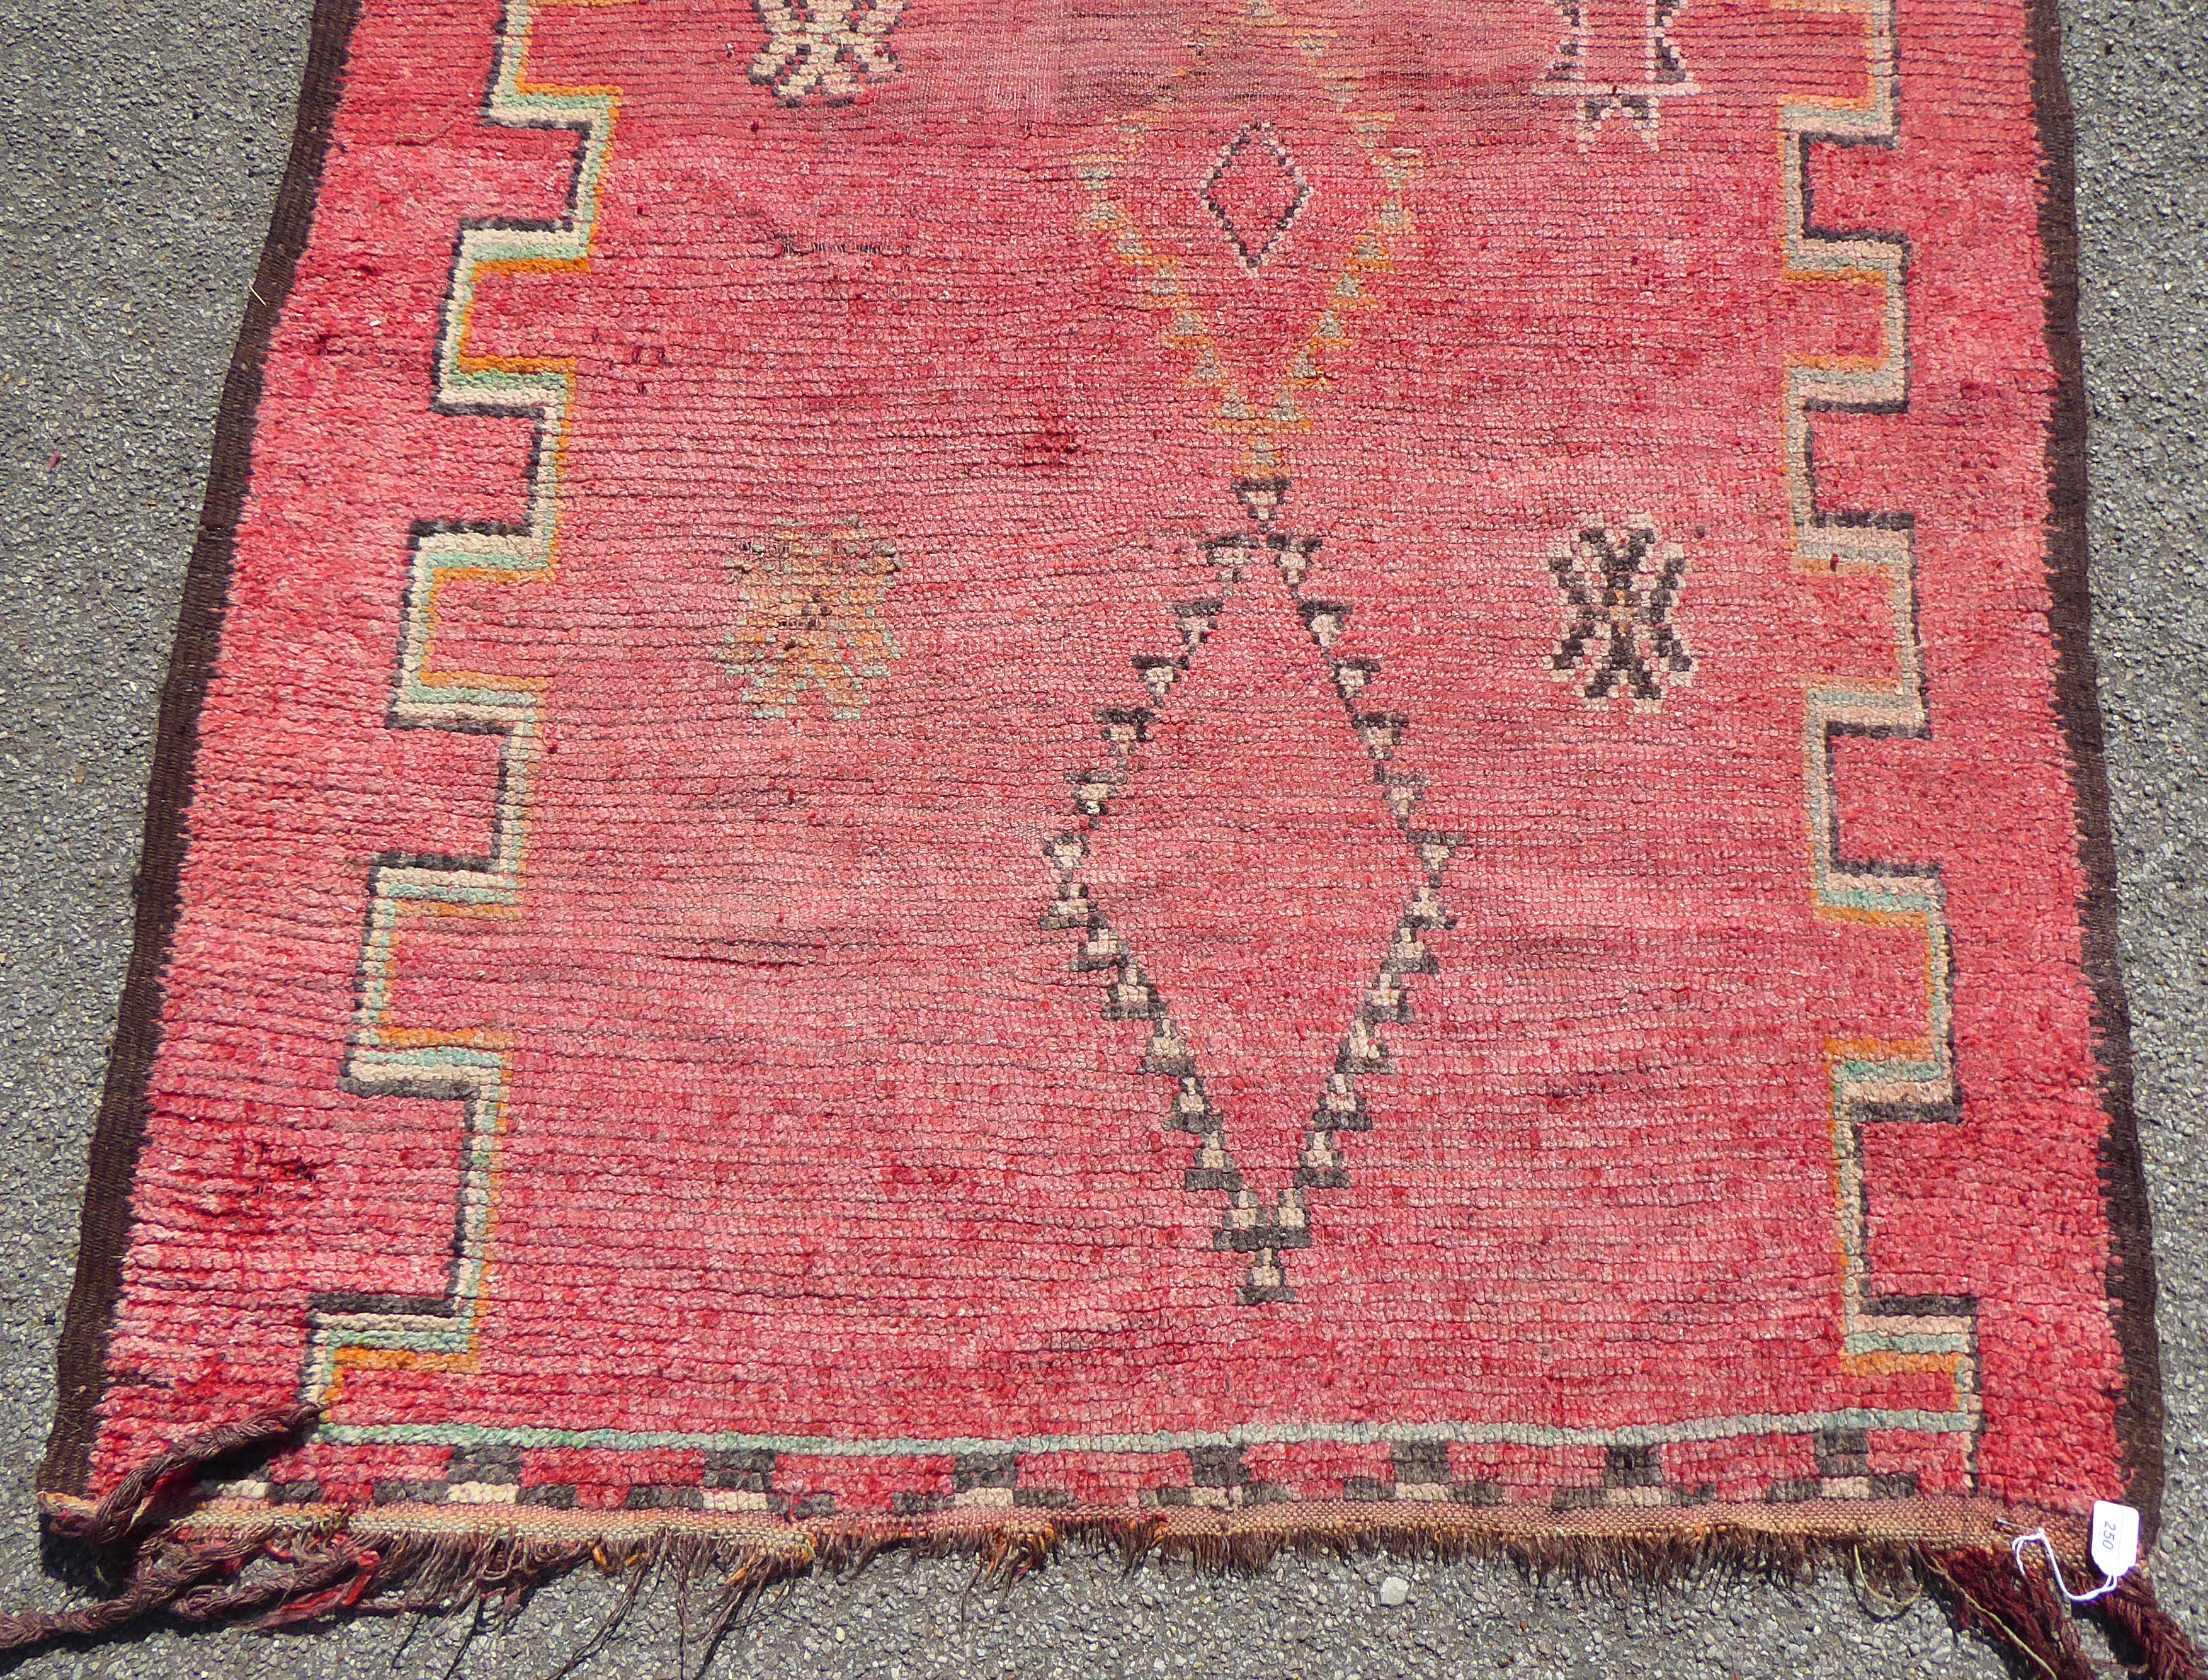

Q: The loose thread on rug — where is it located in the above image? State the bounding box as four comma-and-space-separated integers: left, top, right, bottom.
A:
54, 1401, 321, 1550
1, 1403, 323, 1654
1926, 1546, 2098, 1680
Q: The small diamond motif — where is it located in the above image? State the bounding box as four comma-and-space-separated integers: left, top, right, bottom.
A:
1200, 123, 1312, 275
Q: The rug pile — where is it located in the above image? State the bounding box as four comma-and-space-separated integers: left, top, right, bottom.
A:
11, 0, 2195, 1664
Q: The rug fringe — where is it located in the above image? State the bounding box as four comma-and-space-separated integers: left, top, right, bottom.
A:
1923, 1546, 2098, 1680
11, 1414, 2202, 1676
47, 1401, 319, 1550
2100, 1572, 2206, 1680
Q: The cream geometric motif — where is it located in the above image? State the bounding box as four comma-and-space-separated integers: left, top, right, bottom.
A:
1051, 0, 1453, 1305
749, 0, 905, 106
1041, 479, 1460, 1305
1533, 0, 1700, 148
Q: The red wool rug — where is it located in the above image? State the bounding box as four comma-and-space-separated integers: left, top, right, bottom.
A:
17, 0, 2199, 1660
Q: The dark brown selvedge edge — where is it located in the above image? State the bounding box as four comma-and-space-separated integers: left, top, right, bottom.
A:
2023, 0, 2168, 1538
30, 0, 2169, 1592
36, 0, 367, 1501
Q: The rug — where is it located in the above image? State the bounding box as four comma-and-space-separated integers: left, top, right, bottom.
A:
13, 0, 2196, 1660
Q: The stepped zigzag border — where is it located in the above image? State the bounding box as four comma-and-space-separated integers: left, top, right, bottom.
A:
1780, 0, 1980, 1443
307, 0, 622, 1413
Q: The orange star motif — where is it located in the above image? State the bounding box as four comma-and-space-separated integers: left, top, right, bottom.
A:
723, 521, 899, 720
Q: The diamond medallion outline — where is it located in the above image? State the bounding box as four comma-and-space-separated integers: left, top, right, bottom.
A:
1202, 122, 1314, 275
1071, 0, 1421, 474
1040, 479, 1462, 1306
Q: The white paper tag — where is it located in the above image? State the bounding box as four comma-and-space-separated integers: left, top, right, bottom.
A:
2090, 1501, 2140, 1582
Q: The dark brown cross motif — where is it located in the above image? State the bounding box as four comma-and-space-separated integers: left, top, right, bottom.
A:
1547, 518, 1695, 707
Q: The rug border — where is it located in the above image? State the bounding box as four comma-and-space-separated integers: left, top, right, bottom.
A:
2024, 0, 2167, 1537
35, 0, 367, 1499
35, 0, 2169, 1540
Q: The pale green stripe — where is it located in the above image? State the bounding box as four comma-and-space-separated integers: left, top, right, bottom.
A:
1848, 1334, 1974, 1357
392, 684, 540, 715
321, 1407, 1974, 1459
350, 1045, 504, 1074
1815, 884, 1940, 917
1832, 1057, 1946, 1084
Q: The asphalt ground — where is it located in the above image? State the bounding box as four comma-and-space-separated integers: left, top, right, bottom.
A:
1, 0, 2201, 1671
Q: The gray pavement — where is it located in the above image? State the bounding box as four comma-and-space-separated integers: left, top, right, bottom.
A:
1, 0, 2201, 1671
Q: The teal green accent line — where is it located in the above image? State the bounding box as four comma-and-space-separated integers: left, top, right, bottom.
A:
1833, 1057, 1945, 1086
350, 1046, 506, 1074
380, 880, 518, 906
1814, 884, 1940, 917
321, 1406, 1976, 1459
326, 1327, 477, 1355
391, 685, 541, 714
1846, 1334, 1974, 1357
